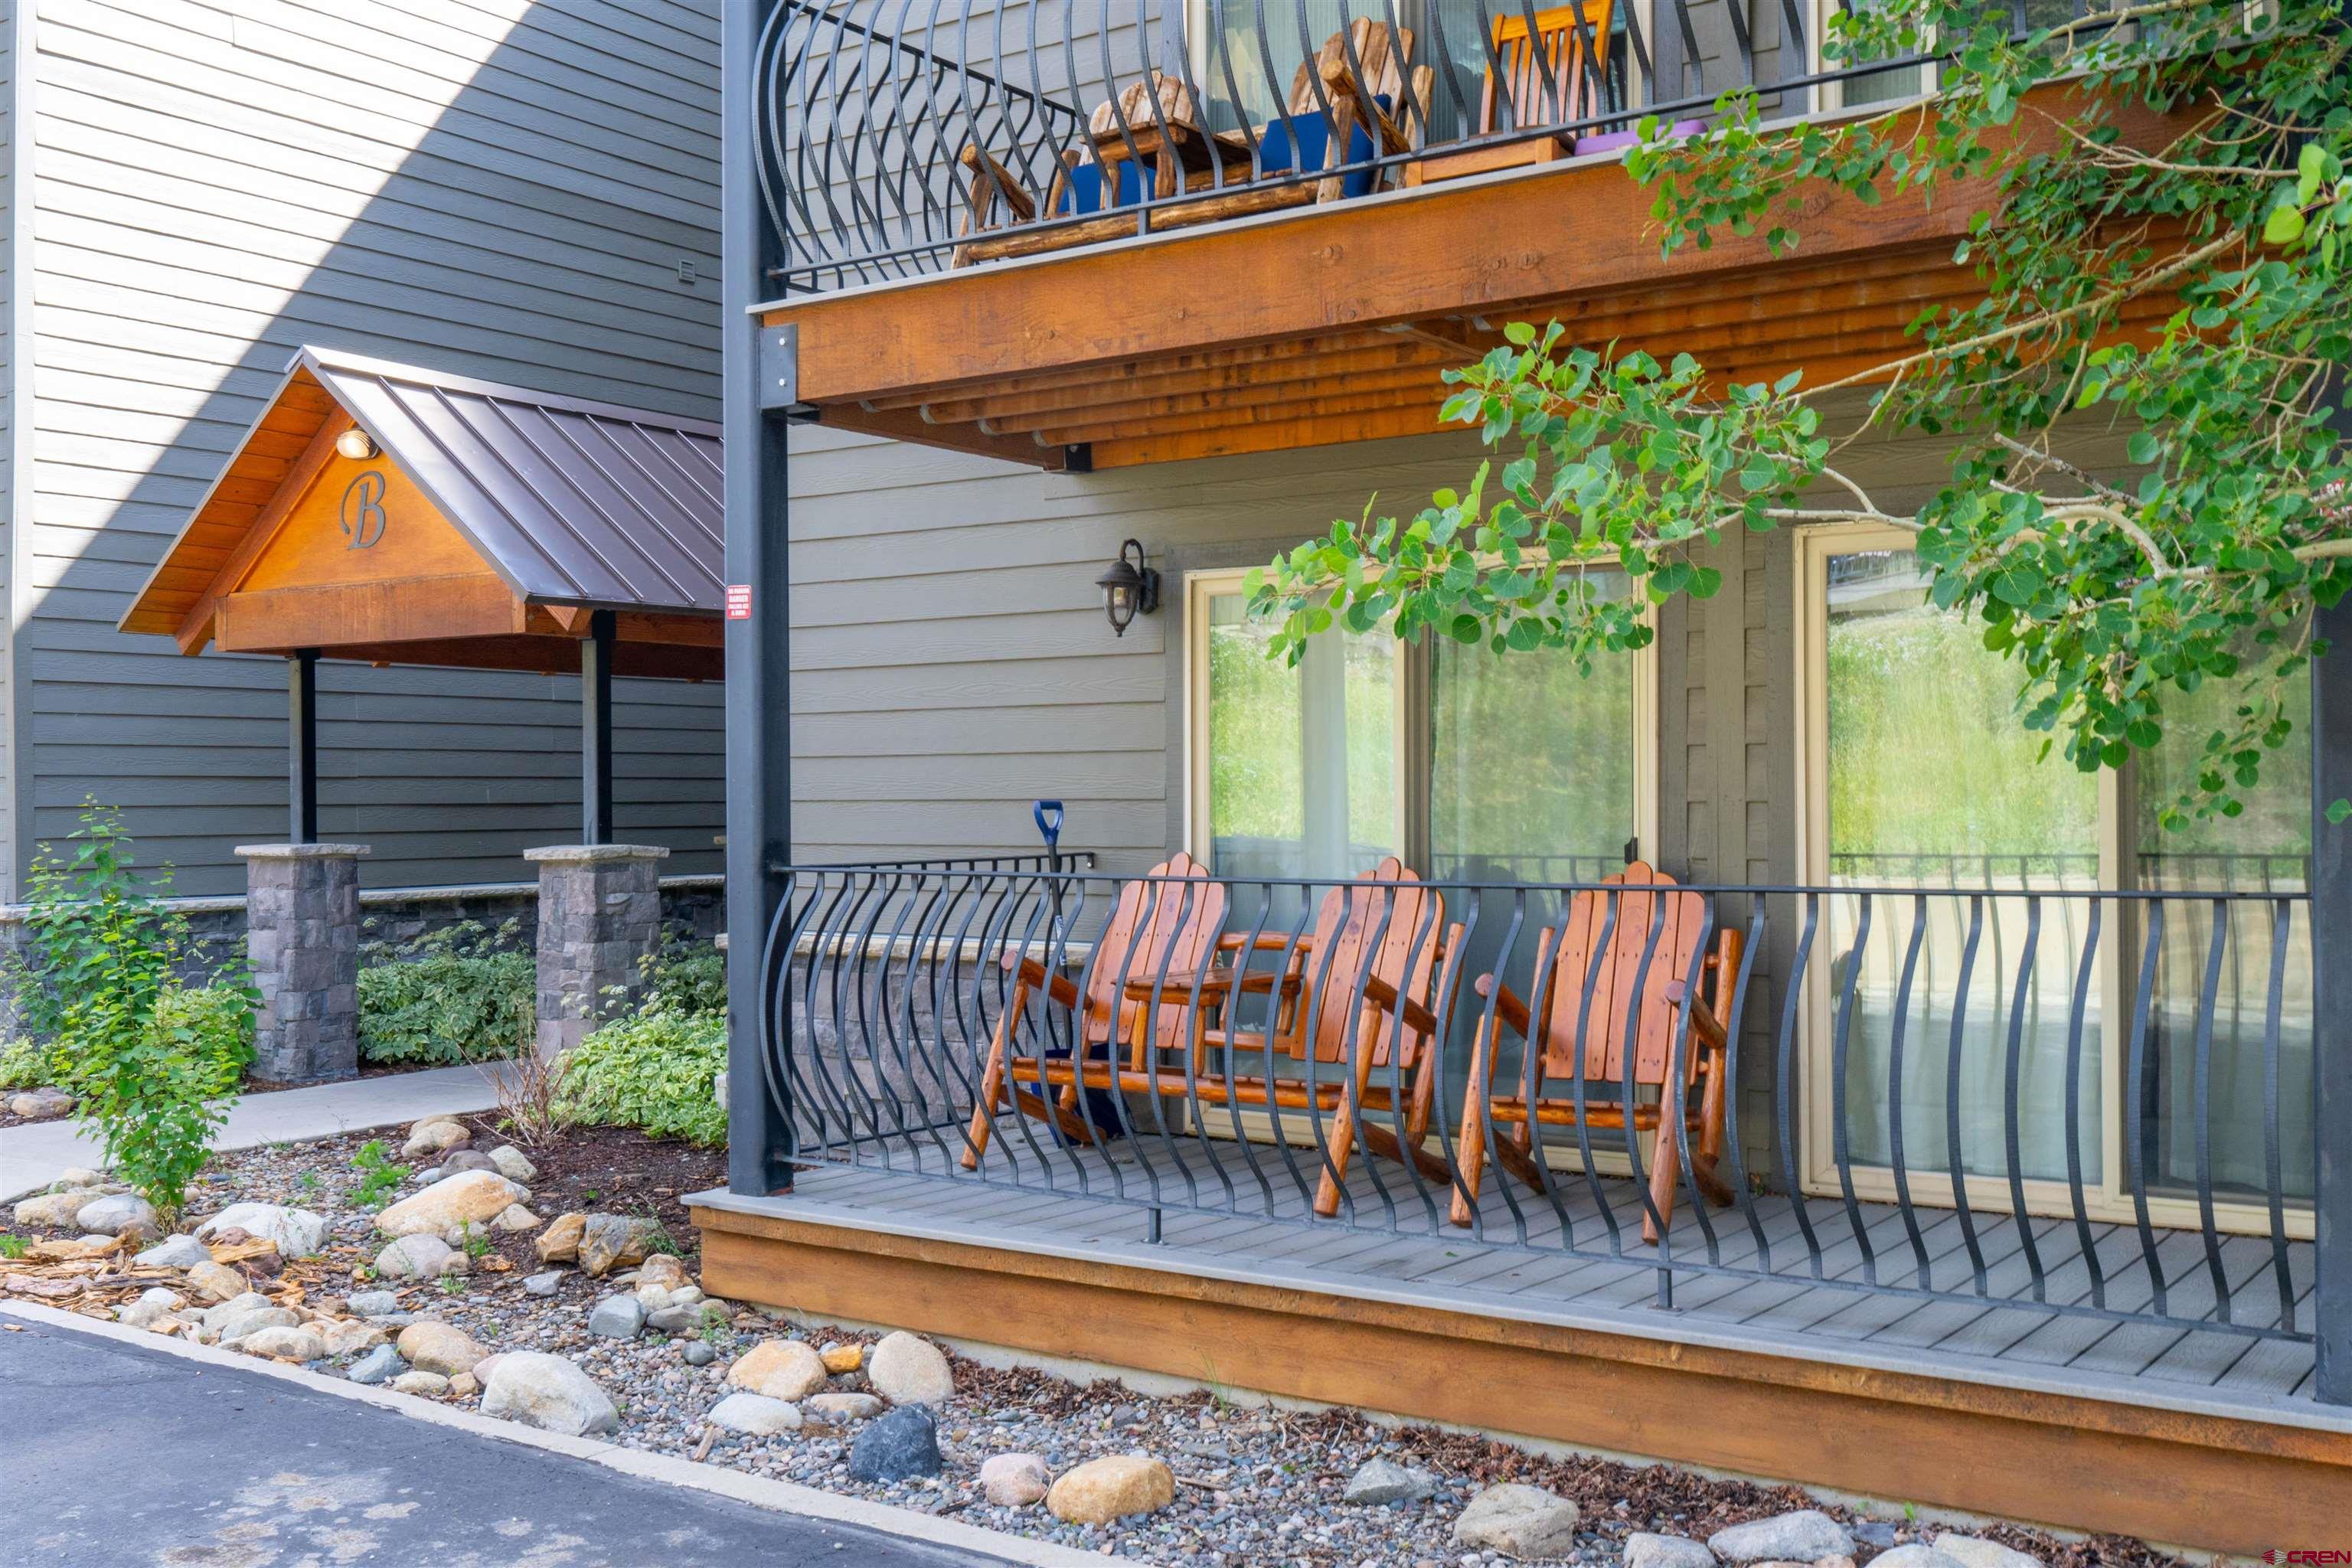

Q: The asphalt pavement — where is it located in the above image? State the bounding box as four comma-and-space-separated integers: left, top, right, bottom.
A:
2, 1313, 1027, 1567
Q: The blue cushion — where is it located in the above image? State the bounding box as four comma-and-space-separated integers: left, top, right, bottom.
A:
1054, 158, 1149, 215
1256, 93, 1387, 199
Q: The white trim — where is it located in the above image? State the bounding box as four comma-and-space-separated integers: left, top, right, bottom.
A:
3, 0, 36, 904
0, 1300, 1111, 1568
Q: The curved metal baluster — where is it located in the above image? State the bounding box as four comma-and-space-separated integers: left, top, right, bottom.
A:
2001, 895, 2046, 1302
1885, 893, 1930, 1287
1331, 885, 1407, 1230
1777, 891, 1824, 1276
1828, 891, 1876, 1283
1567, 891, 1619, 1253
1942, 893, 1988, 1295
2125, 900, 2167, 1318
1664, 896, 1721, 1265
1619, 892, 1671, 1251
1455, 890, 1524, 1245
1209, 887, 1279, 1215
2262, 897, 2295, 1333
2192, 897, 2231, 1323
2063, 898, 2105, 1309
1717, 905, 1771, 1270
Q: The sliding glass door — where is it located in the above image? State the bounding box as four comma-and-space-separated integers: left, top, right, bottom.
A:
1797, 530, 2313, 1234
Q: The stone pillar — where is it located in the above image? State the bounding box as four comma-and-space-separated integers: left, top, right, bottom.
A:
526, 844, 669, 1057
237, 843, 368, 1084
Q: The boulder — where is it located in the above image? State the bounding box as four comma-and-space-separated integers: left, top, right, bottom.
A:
200, 1291, 275, 1331
390, 1370, 452, 1396
373, 1234, 456, 1281
448, 1370, 480, 1398
805, 1391, 885, 1423
683, 1341, 717, 1367
820, 1343, 865, 1374
196, 1203, 325, 1259
535, 1212, 586, 1264
400, 1117, 472, 1159
866, 1330, 955, 1406
75, 1194, 160, 1238
1869, 1550, 1968, 1568
1343, 1458, 1437, 1506
848, 1406, 944, 1482
1047, 1455, 1176, 1525
635, 1253, 691, 1291
396, 1321, 488, 1377
487, 1145, 537, 1184
348, 1289, 403, 1317
578, 1214, 663, 1276
116, 1288, 187, 1329
439, 1150, 497, 1174
493, 1204, 541, 1233
1933, 1538, 2046, 1568
522, 1270, 564, 1297
58, 1168, 104, 1188
12, 1189, 98, 1229
645, 1305, 704, 1335
318, 1319, 388, 1357
133, 1234, 214, 1269
240, 1325, 326, 1363
345, 1344, 405, 1386
375, 1171, 526, 1239
586, 1295, 646, 1340
217, 1306, 299, 1344
727, 1339, 829, 1401
1708, 1512, 1856, 1566
482, 1351, 620, 1436
185, 1262, 246, 1302
979, 1452, 1051, 1508
1452, 1483, 1582, 1560
708, 1392, 803, 1436
1625, 1534, 1722, 1568
7, 1086, 73, 1119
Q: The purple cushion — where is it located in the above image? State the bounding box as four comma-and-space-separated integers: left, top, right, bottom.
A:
1573, 119, 1704, 156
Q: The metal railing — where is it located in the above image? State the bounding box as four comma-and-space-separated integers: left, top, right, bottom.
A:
753, 0, 1945, 292
751, 861, 2318, 1349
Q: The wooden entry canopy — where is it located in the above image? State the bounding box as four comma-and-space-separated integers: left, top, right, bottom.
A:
120, 346, 724, 681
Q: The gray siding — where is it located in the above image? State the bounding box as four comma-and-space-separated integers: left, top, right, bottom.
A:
18, 0, 724, 895
0, 0, 17, 902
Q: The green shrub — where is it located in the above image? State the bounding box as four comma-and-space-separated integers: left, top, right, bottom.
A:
9, 802, 254, 1218
149, 983, 256, 1098
358, 920, 534, 1066
0, 1036, 51, 1089
557, 999, 727, 1146
638, 938, 724, 1016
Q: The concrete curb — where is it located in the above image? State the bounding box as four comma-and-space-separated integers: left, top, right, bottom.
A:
0, 1298, 1105, 1568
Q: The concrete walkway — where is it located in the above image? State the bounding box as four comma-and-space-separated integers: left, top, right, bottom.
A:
3, 1308, 1030, 1568
1, 1063, 501, 1201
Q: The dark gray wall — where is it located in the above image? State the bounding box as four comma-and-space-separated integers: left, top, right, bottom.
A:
9, 0, 724, 898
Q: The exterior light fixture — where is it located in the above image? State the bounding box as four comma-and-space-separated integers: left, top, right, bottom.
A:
1095, 538, 1160, 637
335, 427, 381, 462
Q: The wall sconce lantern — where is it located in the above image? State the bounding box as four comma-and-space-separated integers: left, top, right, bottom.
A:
1095, 538, 1160, 637
335, 427, 381, 462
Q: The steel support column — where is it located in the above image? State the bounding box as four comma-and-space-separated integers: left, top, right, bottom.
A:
581, 609, 615, 845
724, 0, 795, 1196
288, 648, 318, 845
2314, 589, 2352, 1404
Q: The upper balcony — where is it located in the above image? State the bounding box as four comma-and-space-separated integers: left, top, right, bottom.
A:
746, 0, 2182, 469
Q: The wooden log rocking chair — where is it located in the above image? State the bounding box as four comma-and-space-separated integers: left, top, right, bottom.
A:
1450, 861, 1743, 1242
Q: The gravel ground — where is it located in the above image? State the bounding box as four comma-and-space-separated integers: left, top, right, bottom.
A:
15, 1125, 2189, 1568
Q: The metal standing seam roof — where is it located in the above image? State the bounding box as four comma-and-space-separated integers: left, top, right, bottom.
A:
119, 345, 726, 639
307, 347, 726, 614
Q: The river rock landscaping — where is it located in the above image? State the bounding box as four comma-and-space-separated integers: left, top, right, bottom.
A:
2, 1112, 2190, 1568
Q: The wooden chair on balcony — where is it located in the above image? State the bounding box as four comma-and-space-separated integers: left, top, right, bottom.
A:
962, 855, 1463, 1219
1408, 0, 1617, 186
1449, 861, 1741, 1243
1248, 18, 1435, 204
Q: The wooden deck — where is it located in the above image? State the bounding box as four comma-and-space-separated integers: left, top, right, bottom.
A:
694, 1135, 2349, 1553
718, 1133, 2323, 1417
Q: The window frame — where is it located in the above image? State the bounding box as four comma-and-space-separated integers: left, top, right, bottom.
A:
1792, 524, 2312, 1241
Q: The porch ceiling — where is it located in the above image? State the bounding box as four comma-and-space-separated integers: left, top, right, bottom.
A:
758, 83, 2195, 471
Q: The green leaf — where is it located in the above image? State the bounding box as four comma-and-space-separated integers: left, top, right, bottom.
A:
2262, 203, 2306, 247
2330, 799, 2352, 826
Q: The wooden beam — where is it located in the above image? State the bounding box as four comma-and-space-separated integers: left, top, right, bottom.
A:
319, 635, 722, 681
764, 86, 2194, 408
214, 573, 525, 652
945, 341, 1447, 429
986, 364, 1450, 439
864, 332, 1396, 413
807, 401, 1082, 467
1034, 374, 1450, 446
172, 411, 353, 653
1092, 400, 1454, 466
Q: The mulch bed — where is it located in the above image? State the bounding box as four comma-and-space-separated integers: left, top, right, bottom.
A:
450, 1112, 724, 1272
